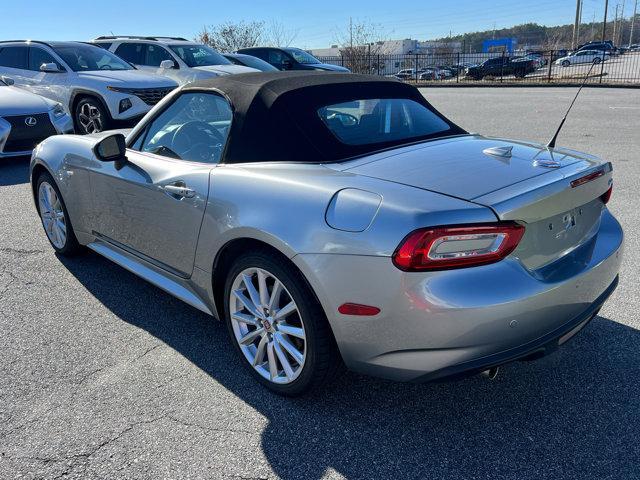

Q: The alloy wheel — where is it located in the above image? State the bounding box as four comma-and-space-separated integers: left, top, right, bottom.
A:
229, 267, 307, 384
78, 103, 103, 134
38, 182, 67, 249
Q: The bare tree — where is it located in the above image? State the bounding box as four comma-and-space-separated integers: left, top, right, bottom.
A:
265, 20, 299, 47
196, 21, 265, 52
335, 19, 390, 73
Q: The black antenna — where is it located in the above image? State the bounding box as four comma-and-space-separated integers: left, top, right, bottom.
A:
547, 58, 599, 149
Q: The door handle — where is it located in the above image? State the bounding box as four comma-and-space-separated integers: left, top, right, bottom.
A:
161, 184, 196, 198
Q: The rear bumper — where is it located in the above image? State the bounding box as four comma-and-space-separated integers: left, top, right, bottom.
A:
415, 274, 618, 382
294, 208, 623, 382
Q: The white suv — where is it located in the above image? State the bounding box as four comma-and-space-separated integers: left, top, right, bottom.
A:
92, 36, 258, 85
0, 41, 178, 134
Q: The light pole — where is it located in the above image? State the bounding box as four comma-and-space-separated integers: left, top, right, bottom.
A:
629, 0, 638, 46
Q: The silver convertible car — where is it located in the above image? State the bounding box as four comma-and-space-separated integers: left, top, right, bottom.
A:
30, 72, 622, 395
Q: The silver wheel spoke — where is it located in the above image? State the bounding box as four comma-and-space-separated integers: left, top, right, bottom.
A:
275, 332, 304, 365
273, 339, 294, 380
242, 274, 262, 312
257, 270, 269, 307
239, 327, 264, 346
274, 301, 296, 321
252, 335, 268, 366
267, 341, 278, 380
231, 312, 259, 327
268, 281, 282, 311
233, 289, 261, 318
278, 323, 305, 339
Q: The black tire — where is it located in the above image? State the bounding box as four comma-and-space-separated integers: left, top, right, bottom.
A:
562, 60, 570, 67
74, 97, 109, 134
35, 172, 83, 256
594, 57, 602, 64
223, 250, 342, 396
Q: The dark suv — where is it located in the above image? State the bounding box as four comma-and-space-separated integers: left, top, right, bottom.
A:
465, 56, 536, 80
237, 47, 350, 72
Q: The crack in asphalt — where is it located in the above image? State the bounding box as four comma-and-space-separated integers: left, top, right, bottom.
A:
3, 413, 259, 478
4, 413, 175, 479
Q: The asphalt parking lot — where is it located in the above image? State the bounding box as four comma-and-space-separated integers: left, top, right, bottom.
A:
1, 87, 639, 480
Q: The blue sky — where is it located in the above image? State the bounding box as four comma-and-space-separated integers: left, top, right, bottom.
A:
1, 0, 611, 49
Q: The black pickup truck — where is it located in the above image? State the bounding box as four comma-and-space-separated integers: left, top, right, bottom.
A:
465, 56, 536, 80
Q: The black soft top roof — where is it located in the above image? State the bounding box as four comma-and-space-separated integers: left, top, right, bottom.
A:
183, 71, 466, 164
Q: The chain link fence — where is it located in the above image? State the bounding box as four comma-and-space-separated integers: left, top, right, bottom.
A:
316, 49, 640, 85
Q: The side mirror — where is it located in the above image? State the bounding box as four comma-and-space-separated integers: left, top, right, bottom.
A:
160, 60, 176, 70
94, 134, 126, 162
1, 75, 14, 86
40, 63, 63, 73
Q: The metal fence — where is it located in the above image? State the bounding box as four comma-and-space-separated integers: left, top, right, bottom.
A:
316, 50, 640, 85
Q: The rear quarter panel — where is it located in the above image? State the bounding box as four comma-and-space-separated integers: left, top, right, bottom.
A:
193, 162, 498, 273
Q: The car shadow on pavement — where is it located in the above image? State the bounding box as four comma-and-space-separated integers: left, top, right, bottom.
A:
0, 156, 30, 186
59, 252, 640, 480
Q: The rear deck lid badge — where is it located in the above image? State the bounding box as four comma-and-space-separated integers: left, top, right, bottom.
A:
25, 116, 37, 127
533, 159, 561, 168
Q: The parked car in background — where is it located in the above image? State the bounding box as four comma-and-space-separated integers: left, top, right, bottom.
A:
577, 41, 615, 54
237, 47, 350, 72
93, 36, 258, 85
223, 53, 278, 72
0, 75, 72, 158
418, 68, 441, 80
394, 68, 417, 80
0, 41, 177, 134
465, 56, 536, 79
555, 49, 610, 66
30, 72, 622, 395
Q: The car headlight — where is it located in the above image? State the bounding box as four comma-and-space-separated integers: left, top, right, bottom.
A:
51, 103, 66, 118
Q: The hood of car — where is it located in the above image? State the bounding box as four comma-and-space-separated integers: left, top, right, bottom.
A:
75, 70, 178, 88
0, 86, 54, 116
312, 63, 351, 72
193, 65, 259, 75
340, 135, 596, 201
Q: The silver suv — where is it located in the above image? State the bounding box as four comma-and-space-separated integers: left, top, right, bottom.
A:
93, 36, 257, 86
0, 41, 178, 134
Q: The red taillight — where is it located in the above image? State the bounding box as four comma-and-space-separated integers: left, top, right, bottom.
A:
338, 303, 381, 316
601, 184, 613, 204
570, 169, 605, 188
392, 223, 525, 271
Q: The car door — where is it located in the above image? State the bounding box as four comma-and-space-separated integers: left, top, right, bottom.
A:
89, 91, 233, 277
114, 42, 145, 69
0, 46, 31, 88
25, 46, 69, 101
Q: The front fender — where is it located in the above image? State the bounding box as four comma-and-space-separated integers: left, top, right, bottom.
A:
30, 135, 98, 240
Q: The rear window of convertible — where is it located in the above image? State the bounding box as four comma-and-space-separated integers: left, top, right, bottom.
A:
317, 98, 450, 146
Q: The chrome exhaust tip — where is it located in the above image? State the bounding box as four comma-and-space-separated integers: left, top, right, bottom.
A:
481, 367, 499, 380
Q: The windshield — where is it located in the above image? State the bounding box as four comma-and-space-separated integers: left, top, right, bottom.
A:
54, 44, 132, 72
318, 98, 451, 146
232, 55, 278, 71
169, 44, 232, 67
283, 48, 320, 65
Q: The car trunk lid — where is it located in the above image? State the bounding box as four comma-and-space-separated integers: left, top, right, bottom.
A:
341, 135, 613, 271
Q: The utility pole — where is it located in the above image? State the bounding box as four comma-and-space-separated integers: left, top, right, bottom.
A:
630, 0, 638, 46
619, 0, 627, 45
349, 17, 353, 49
602, 0, 610, 42
572, 0, 582, 48
613, 3, 619, 44
592, 12, 597, 40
